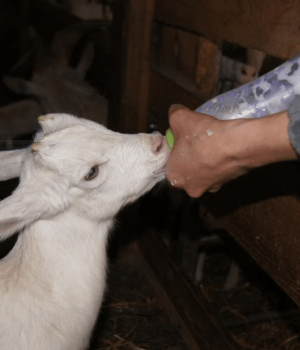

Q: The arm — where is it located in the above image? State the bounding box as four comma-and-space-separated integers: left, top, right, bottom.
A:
166, 104, 298, 198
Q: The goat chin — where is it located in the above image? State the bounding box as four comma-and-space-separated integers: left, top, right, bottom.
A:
0, 113, 170, 350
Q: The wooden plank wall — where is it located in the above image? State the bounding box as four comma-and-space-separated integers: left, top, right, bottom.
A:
110, 0, 300, 133
204, 161, 300, 305
155, 0, 300, 59
150, 0, 300, 130
150, 24, 220, 131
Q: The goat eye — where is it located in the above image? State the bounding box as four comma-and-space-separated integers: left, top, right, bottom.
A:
84, 166, 99, 181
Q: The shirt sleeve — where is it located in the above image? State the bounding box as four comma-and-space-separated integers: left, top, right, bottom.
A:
288, 94, 300, 156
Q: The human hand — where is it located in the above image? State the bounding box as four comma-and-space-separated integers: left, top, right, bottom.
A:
165, 105, 296, 198
165, 104, 248, 197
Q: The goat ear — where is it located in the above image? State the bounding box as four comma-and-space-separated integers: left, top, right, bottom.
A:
0, 149, 28, 181
0, 188, 43, 240
0, 183, 68, 240
3, 76, 37, 95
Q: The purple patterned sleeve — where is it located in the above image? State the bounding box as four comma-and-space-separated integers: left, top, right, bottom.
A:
288, 94, 300, 156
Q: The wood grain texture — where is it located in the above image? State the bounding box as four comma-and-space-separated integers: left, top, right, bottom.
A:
149, 64, 204, 132
150, 24, 220, 121
154, 0, 300, 59
219, 197, 300, 306
194, 37, 220, 101
204, 161, 300, 306
140, 230, 240, 350
109, 0, 155, 133
153, 23, 220, 99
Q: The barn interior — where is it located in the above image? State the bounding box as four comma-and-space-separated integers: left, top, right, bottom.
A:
1, 0, 300, 349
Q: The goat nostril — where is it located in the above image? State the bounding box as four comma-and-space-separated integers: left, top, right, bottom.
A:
152, 136, 164, 154
156, 143, 163, 153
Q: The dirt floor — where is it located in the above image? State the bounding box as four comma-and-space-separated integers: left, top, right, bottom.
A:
88, 232, 300, 350
89, 241, 189, 350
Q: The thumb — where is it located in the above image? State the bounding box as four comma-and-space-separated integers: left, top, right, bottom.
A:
168, 104, 192, 137
168, 104, 190, 117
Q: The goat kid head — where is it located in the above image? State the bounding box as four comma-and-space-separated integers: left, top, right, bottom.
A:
0, 114, 169, 239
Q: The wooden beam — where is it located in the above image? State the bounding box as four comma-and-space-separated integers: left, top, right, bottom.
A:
220, 197, 300, 306
194, 37, 220, 101
154, 23, 220, 102
204, 161, 300, 307
154, 0, 300, 59
149, 63, 204, 132
109, 0, 155, 133
139, 230, 240, 350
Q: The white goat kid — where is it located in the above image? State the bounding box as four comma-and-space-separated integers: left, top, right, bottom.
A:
0, 113, 169, 350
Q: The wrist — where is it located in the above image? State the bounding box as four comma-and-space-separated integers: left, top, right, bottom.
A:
226, 112, 298, 169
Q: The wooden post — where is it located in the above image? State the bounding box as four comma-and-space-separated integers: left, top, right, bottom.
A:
109, 0, 155, 133
194, 37, 220, 101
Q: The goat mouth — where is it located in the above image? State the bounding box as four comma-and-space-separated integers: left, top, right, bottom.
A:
153, 165, 166, 176
153, 157, 168, 177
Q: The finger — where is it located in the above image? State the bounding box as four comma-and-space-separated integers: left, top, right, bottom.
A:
168, 105, 192, 136
208, 185, 222, 193
168, 104, 189, 116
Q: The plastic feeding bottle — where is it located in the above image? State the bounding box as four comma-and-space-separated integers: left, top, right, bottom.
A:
195, 53, 300, 120
166, 54, 300, 149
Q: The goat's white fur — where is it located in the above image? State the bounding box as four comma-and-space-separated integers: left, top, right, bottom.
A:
0, 148, 27, 181
0, 113, 169, 350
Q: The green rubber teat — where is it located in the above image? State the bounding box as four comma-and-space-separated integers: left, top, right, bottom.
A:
166, 128, 174, 150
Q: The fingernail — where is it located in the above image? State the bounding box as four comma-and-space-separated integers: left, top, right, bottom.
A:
170, 179, 177, 186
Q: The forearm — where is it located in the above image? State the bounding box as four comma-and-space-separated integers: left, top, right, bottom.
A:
166, 105, 299, 198
228, 111, 298, 170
